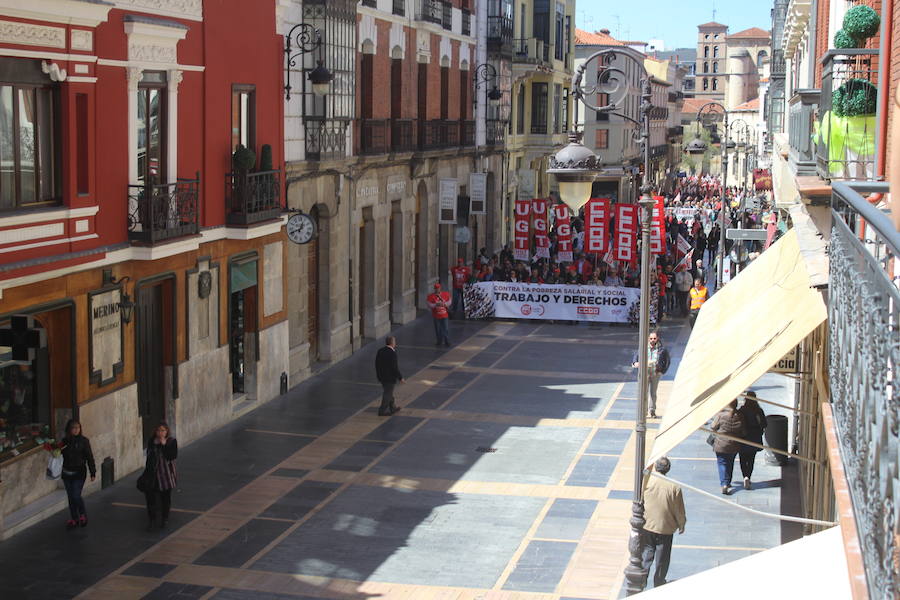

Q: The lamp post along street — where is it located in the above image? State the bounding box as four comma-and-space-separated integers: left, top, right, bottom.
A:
551, 48, 656, 595
717, 111, 728, 291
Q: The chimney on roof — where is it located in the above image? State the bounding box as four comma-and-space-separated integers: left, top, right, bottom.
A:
599, 28, 611, 35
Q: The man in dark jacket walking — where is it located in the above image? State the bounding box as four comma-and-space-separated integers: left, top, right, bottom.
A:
632, 331, 671, 418
375, 336, 404, 416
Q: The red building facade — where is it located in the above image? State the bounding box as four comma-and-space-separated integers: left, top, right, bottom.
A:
0, 0, 288, 538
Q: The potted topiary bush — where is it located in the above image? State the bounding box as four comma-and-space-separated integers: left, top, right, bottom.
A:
818, 78, 877, 178
232, 144, 256, 210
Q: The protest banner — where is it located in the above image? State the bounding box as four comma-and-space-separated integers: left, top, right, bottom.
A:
533, 198, 550, 258
553, 204, 573, 262
514, 198, 531, 261
584, 198, 611, 255
614, 203, 638, 263
651, 196, 666, 255
463, 281, 640, 323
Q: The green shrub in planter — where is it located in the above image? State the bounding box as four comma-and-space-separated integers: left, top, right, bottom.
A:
833, 29, 859, 49
843, 5, 881, 40
832, 78, 878, 117
232, 144, 256, 172
259, 144, 273, 172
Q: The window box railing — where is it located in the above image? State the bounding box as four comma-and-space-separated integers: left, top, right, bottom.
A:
417, 0, 442, 25
485, 118, 506, 146
393, 0, 405, 16
304, 117, 349, 162
770, 50, 786, 76
816, 49, 879, 181
127, 174, 200, 244
418, 119, 460, 150
225, 170, 281, 226
487, 16, 513, 53
441, 0, 452, 30
828, 180, 900, 600
391, 118, 416, 152
460, 120, 475, 146
513, 38, 551, 65
787, 89, 819, 176
360, 118, 390, 155
461, 9, 471, 36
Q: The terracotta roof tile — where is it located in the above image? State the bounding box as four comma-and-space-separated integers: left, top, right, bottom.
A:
698, 21, 727, 28
681, 97, 724, 114
727, 27, 771, 39
732, 97, 760, 111
574, 28, 625, 46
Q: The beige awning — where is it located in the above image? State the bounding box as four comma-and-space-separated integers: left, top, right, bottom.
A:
633, 526, 849, 597
647, 229, 827, 467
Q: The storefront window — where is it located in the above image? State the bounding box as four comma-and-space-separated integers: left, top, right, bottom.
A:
0, 317, 49, 461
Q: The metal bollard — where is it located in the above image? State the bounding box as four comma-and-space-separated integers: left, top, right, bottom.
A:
280, 372, 288, 395
101, 457, 115, 489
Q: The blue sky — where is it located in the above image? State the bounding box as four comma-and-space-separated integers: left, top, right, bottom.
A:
574, 0, 772, 50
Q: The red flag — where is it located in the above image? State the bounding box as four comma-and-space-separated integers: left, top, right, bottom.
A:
553, 203, 573, 262
675, 249, 694, 272
584, 198, 611, 255
614, 204, 639, 263
514, 198, 531, 261
650, 196, 667, 255
532, 198, 550, 258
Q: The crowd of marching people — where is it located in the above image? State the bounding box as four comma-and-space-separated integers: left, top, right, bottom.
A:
453, 175, 777, 325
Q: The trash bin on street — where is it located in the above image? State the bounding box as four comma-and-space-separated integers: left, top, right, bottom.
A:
764, 414, 789, 466
101, 456, 115, 489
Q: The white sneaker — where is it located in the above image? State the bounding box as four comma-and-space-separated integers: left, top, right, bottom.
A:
744, 477, 751, 490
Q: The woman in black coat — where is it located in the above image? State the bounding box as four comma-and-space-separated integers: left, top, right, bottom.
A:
60, 419, 96, 529
140, 422, 178, 531
737, 392, 767, 490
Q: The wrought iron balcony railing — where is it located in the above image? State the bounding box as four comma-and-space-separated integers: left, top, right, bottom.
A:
418, 119, 461, 150
461, 9, 471, 36
225, 170, 281, 226
487, 16, 513, 53
416, 0, 442, 24
770, 50, 786, 76
788, 89, 819, 176
816, 49, 879, 181
360, 118, 389, 155
304, 117, 348, 162
391, 118, 416, 152
486, 118, 506, 146
513, 38, 551, 65
441, 0, 451, 30
127, 174, 199, 244
828, 180, 900, 600
460, 120, 475, 146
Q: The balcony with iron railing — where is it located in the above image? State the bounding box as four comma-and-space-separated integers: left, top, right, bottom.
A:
304, 118, 349, 162
787, 89, 819, 176
486, 118, 506, 146
513, 38, 552, 65
441, 0, 451, 30
418, 119, 462, 150
225, 170, 282, 226
827, 180, 899, 600
360, 118, 390, 155
127, 174, 199, 244
460, 120, 475, 146
391, 118, 416, 152
815, 49, 879, 181
416, 0, 442, 25
770, 50, 786, 76
487, 16, 513, 54
461, 9, 471, 36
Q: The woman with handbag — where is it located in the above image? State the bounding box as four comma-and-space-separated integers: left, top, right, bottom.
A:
737, 392, 767, 490
139, 422, 178, 531
60, 419, 96, 529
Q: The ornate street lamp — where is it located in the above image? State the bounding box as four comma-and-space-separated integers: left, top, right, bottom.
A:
550, 47, 656, 595
547, 131, 600, 212
473, 63, 502, 107
695, 101, 729, 289
684, 134, 708, 155
284, 23, 332, 100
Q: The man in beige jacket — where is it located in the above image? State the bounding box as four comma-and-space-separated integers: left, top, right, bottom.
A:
641, 456, 686, 588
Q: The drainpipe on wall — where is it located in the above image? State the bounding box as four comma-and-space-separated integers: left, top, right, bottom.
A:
875, 0, 893, 182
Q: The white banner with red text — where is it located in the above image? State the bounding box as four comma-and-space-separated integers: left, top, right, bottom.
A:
463, 281, 640, 323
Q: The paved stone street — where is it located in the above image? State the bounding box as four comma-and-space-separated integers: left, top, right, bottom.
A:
0, 314, 801, 599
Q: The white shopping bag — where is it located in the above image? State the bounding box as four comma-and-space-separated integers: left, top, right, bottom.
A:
46, 454, 63, 480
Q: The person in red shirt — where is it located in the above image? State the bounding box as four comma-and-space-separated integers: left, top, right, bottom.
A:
657, 266, 668, 321
427, 283, 451, 346
449, 258, 471, 316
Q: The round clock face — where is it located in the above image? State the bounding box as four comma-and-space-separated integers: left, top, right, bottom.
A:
287, 213, 316, 244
